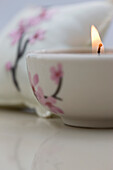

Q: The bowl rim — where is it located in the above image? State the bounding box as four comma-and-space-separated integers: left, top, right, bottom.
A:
26, 47, 113, 60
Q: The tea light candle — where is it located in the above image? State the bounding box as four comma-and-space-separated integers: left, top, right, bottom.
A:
91, 25, 104, 54
26, 25, 113, 128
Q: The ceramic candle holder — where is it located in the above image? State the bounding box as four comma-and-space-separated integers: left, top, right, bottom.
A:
26, 48, 113, 128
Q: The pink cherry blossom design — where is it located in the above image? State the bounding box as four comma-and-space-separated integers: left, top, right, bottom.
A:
5, 61, 12, 71
35, 86, 45, 105
49, 105, 64, 114
35, 88, 64, 114
45, 96, 56, 106
9, 8, 56, 45
50, 63, 63, 84
33, 74, 39, 86
29, 30, 46, 44
44, 97, 64, 114
9, 20, 27, 45
28, 8, 56, 27
28, 16, 41, 27
39, 8, 56, 20
28, 71, 64, 115
28, 72, 39, 94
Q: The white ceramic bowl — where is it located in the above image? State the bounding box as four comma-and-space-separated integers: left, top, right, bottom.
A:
26, 49, 113, 128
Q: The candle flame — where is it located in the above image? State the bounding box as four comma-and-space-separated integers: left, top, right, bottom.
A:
91, 25, 104, 53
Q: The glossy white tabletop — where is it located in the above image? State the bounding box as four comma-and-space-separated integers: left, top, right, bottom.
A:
0, 108, 113, 170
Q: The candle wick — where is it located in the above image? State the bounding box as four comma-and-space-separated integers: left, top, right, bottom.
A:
97, 43, 102, 54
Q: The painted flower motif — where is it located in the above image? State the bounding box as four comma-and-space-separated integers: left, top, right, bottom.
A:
28, 15, 41, 27
50, 63, 63, 84
28, 71, 64, 114
9, 7, 56, 45
29, 30, 46, 44
35, 88, 64, 114
44, 97, 64, 114
8, 7, 57, 92
27, 8, 56, 27
35, 86, 45, 105
39, 8, 56, 20
28, 72, 39, 94
9, 20, 27, 45
5, 61, 12, 71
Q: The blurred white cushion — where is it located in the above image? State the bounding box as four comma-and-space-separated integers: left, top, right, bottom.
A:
0, 0, 112, 117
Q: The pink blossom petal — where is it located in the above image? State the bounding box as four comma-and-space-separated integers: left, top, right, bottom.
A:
29, 30, 46, 44
38, 30, 46, 36
5, 61, 12, 71
50, 63, 63, 84
9, 32, 21, 45
39, 8, 47, 18
50, 66, 56, 74
35, 86, 45, 104
55, 79, 59, 84
29, 38, 35, 44
46, 97, 56, 104
51, 74, 60, 84
40, 8, 56, 20
9, 20, 27, 45
28, 16, 41, 26
37, 86, 44, 97
33, 74, 39, 86
19, 20, 25, 26
50, 105, 64, 114
38, 32, 45, 40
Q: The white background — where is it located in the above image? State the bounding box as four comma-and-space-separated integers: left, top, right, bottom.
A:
0, 0, 113, 48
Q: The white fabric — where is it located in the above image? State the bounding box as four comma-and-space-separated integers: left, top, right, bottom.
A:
0, 0, 112, 117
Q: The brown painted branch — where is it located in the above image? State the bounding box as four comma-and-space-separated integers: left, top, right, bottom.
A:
11, 35, 29, 91
52, 77, 63, 100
